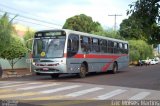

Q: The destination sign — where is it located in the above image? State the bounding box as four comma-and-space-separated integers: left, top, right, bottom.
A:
35, 31, 66, 38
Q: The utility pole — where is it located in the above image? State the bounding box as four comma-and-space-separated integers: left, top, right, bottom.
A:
108, 14, 122, 31
158, 44, 160, 54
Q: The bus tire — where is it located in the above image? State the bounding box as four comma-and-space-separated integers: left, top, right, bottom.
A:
0, 65, 2, 78
79, 63, 87, 78
36, 73, 41, 75
112, 62, 118, 74
51, 74, 59, 79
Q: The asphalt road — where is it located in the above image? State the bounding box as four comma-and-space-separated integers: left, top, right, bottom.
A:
2, 64, 160, 91
1, 64, 160, 106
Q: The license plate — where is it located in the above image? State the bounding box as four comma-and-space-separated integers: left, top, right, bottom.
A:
43, 68, 49, 71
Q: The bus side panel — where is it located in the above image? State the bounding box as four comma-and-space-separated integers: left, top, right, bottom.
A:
66, 54, 129, 73
66, 58, 81, 73
116, 55, 129, 70
66, 57, 113, 73
87, 58, 113, 72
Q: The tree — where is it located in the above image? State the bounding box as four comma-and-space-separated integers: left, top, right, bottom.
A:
0, 13, 14, 54
119, 15, 145, 40
127, 0, 160, 23
129, 40, 153, 63
0, 37, 27, 70
150, 23, 160, 45
93, 29, 124, 40
63, 14, 103, 33
0, 13, 15, 77
127, 0, 160, 44
23, 29, 35, 51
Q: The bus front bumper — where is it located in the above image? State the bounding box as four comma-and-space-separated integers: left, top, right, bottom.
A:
33, 69, 61, 74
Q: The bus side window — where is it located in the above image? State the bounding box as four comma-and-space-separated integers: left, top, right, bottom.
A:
119, 43, 123, 54
92, 38, 100, 53
108, 41, 114, 53
81, 36, 90, 53
124, 44, 128, 54
67, 34, 79, 57
114, 42, 118, 54
67, 39, 72, 51
117, 42, 119, 54
89, 37, 93, 52
100, 40, 107, 53
122, 43, 126, 54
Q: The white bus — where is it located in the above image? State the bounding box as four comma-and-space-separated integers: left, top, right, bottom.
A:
31, 29, 129, 78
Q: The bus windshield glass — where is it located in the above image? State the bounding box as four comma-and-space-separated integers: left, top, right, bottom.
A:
33, 31, 66, 58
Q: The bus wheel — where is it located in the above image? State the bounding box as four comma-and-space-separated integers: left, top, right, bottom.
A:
0, 65, 2, 78
79, 63, 87, 78
51, 74, 59, 79
36, 73, 41, 75
112, 62, 118, 74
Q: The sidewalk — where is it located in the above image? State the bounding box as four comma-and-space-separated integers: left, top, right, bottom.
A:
2, 68, 32, 78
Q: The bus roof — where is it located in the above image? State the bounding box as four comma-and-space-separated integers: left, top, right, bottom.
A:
35, 29, 128, 43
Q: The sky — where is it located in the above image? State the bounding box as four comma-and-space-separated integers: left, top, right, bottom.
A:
0, 0, 135, 30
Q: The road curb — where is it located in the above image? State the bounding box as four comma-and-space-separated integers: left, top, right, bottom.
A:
1, 73, 32, 79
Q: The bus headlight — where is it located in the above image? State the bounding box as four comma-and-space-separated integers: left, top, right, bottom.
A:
32, 62, 35, 65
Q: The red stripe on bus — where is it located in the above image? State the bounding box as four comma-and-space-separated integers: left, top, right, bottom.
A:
101, 54, 128, 72
101, 58, 118, 72
101, 63, 110, 72
73, 54, 128, 59
64, 53, 67, 58
73, 54, 128, 72
69, 53, 128, 72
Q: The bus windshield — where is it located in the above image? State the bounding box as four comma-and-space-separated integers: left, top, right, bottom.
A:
33, 38, 65, 58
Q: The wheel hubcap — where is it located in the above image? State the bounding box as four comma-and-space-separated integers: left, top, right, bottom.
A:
80, 66, 86, 77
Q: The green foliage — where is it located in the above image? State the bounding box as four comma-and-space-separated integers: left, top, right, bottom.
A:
127, 0, 160, 23
103, 29, 124, 40
63, 14, 124, 40
126, 0, 160, 44
129, 50, 140, 62
0, 37, 27, 70
0, 13, 14, 54
119, 16, 145, 40
120, 0, 160, 58
129, 40, 153, 62
92, 29, 124, 40
23, 29, 35, 51
150, 23, 160, 44
63, 14, 103, 33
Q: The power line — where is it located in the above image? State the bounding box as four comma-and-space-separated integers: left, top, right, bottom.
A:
0, 14, 56, 29
0, 10, 62, 27
0, 3, 63, 27
0, 3, 29, 14
0, 3, 61, 25
14, 18, 56, 29
108, 14, 122, 31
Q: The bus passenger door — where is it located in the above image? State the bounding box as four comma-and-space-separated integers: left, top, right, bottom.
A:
67, 34, 79, 73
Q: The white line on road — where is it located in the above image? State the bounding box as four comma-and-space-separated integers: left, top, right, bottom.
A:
0, 81, 24, 85
95, 89, 127, 100
0, 81, 10, 84
0, 82, 41, 89
129, 92, 150, 100
40, 85, 81, 94
16, 83, 60, 90
65, 87, 103, 97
